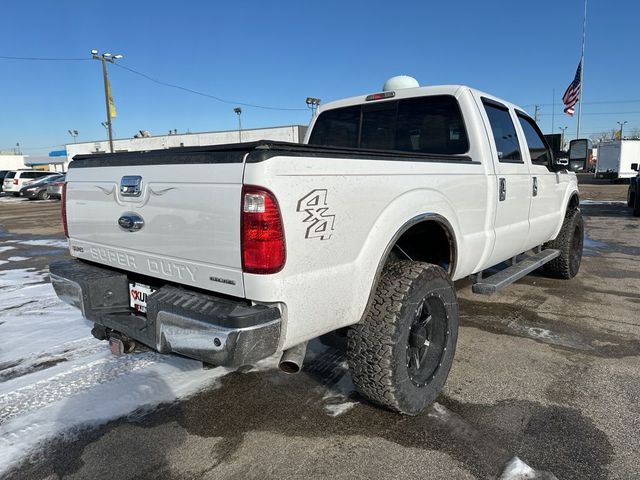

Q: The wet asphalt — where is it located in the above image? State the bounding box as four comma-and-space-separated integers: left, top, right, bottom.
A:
1, 181, 639, 480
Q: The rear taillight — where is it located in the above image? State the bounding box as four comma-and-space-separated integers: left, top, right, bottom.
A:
13, 179, 18, 185
241, 185, 285, 274
61, 182, 68, 238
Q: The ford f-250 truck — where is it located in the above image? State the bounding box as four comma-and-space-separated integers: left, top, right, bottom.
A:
50, 79, 583, 415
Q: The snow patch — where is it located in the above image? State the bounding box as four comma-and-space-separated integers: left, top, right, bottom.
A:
13, 239, 68, 248
0, 267, 264, 475
7, 257, 28, 262
324, 401, 357, 417
0, 246, 16, 254
0, 260, 7, 266
499, 457, 558, 480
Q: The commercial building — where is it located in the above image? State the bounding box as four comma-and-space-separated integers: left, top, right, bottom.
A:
0, 154, 26, 171
64, 125, 308, 168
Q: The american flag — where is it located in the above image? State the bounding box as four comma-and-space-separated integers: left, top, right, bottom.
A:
563, 62, 582, 116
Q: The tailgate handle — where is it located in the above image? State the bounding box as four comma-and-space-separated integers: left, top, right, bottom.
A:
120, 176, 142, 197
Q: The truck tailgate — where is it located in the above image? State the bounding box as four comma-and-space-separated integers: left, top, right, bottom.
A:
65, 148, 247, 297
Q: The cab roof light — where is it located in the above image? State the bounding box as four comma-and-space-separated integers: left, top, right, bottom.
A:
365, 91, 396, 101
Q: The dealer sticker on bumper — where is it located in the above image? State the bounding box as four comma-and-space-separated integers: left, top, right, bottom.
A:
129, 282, 156, 313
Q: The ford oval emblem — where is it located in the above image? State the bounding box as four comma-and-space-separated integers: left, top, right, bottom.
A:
118, 213, 144, 232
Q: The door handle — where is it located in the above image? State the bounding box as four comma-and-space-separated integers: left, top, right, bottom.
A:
499, 178, 506, 201
532, 177, 538, 197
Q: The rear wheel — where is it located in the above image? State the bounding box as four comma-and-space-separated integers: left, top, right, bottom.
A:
633, 192, 640, 217
543, 209, 584, 279
38, 190, 50, 200
347, 261, 458, 415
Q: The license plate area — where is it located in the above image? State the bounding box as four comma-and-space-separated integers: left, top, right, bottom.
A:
129, 282, 156, 313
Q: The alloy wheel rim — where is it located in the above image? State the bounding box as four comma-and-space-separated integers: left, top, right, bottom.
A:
406, 296, 448, 387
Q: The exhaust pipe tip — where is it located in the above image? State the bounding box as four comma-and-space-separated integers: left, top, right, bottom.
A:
278, 342, 308, 374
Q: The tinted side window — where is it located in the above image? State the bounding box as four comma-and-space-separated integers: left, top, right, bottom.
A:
308, 105, 360, 148
4, 171, 15, 179
21, 172, 35, 178
483, 101, 521, 162
395, 96, 469, 155
517, 114, 551, 166
36, 171, 51, 178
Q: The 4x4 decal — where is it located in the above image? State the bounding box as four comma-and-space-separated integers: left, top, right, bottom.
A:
297, 189, 336, 240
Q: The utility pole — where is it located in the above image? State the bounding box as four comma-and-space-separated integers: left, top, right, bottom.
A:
617, 121, 627, 140
551, 89, 556, 133
234, 107, 242, 142
91, 49, 123, 153
68, 130, 79, 143
559, 126, 568, 150
534, 104, 541, 123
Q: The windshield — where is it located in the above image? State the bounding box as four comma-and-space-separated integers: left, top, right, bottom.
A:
29, 175, 62, 186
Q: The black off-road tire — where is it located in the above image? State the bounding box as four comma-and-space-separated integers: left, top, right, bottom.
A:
347, 261, 458, 415
633, 194, 640, 217
627, 188, 635, 208
543, 209, 584, 279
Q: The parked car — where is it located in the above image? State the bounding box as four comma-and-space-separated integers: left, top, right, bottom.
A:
47, 177, 66, 200
3, 170, 56, 196
51, 78, 583, 415
628, 162, 640, 216
0, 170, 11, 193
19, 174, 65, 200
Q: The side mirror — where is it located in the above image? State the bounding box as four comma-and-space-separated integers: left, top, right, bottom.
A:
632, 163, 639, 172
566, 138, 592, 172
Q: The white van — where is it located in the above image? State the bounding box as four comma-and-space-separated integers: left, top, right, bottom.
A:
3, 170, 55, 196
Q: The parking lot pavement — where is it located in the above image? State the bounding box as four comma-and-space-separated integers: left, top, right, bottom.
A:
1, 183, 639, 480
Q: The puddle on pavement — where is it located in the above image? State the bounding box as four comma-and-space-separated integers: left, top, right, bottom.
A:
458, 298, 640, 359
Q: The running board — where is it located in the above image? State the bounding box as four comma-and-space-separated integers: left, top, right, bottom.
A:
471, 249, 560, 295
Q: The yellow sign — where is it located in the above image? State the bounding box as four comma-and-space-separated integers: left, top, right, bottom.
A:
107, 79, 117, 119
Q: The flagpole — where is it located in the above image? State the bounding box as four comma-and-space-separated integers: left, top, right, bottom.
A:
576, 0, 587, 139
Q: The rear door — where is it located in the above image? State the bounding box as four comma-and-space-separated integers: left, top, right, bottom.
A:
3, 171, 15, 190
480, 98, 531, 266
65, 148, 247, 297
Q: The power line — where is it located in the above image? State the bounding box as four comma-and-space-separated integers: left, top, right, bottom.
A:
523, 99, 640, 108
0, 53, 307, 112
113, 62, 306, 112
539, 111, 640, 116
0, 55, 90, 61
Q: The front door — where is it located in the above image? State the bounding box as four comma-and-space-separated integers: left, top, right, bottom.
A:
515, 113, 565, 248
480, 97, 532, 268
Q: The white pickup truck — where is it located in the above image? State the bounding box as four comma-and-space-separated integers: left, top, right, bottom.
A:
51, 78, 584, 415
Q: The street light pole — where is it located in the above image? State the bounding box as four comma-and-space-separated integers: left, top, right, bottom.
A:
305, 97, 321, 118
617, 121, 627, 140
234, 107, 242, 142
559, 126, 568, 150
91, 49, 123, 153
67, 129, 79, 143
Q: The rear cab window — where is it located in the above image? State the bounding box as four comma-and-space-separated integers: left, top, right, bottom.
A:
309, 95, 470, 156
5, 171, 16, 179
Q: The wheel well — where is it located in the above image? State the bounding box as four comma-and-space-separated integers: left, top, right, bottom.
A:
568, 193, 580, 211
390, 220, 455, 274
